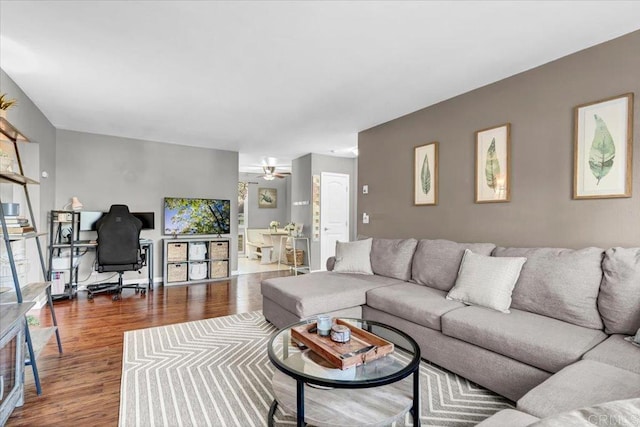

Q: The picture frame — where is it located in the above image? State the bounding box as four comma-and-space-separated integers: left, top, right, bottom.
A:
573, 93, 633, 199
413, 141, 438, 205
258, 188, 277, 208
475, 123, 511, 203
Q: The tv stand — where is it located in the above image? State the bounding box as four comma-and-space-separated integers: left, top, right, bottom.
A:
162, 236, 230, 286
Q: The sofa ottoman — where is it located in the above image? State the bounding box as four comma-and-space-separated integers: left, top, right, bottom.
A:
517, 360, 640, 418
583, 334, 640, 374
476, 409, 539, 426
261, 271, 402, 328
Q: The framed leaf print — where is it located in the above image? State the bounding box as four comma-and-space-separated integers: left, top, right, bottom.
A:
573, 93, 633, 199
414, 141, 438, 205
475, 123, 511, 203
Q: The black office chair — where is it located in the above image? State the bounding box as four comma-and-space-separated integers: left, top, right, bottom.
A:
87, 205, 145, 301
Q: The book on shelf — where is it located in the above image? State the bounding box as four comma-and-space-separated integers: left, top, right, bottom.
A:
4, 226, 35, 234
2, 216, 29, 226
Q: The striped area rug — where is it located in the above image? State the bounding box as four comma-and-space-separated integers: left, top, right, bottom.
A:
119, 311, 512, 426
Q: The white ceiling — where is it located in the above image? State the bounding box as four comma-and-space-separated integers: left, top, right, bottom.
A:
1, 1, 639, 172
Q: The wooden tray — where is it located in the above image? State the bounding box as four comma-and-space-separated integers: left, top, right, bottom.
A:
291, 319, 394, 370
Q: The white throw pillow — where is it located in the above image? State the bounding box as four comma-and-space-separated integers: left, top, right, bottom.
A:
446, 249, 526, 313
333, 238, 374, 275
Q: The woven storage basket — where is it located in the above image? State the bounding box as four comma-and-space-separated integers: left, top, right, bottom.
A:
210, 260, 228, 279
167, 263, 187, 282
286, 249, 304, 265
167, 243, 188, 261
209, 241, 229, 259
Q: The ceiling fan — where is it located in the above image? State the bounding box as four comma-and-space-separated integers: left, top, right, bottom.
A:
260, 166, 291, 180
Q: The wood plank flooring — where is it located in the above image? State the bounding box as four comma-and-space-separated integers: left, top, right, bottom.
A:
6, 271, 291, 427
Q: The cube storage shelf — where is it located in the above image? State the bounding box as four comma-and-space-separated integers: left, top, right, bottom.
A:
163, 237, 230, 286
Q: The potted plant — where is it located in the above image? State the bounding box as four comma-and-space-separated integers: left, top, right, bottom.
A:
0, 93, 17, 119
284, 222, 296, 236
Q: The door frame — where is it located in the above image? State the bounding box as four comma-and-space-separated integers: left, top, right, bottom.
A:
320, 172, 350, 270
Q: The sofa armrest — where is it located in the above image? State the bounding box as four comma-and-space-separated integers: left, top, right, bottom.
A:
326, 256, 336, 271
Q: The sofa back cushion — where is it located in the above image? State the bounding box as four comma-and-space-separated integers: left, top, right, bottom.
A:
412, 239, 496, 291
599, 247, 640, 335
370, 238, 418, 281
494, 247, 604, 329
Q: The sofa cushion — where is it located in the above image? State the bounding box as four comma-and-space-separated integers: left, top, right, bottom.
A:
599, 247, 640, 335
446, 249, 527, 313
260, 271, 401, 318
518, 360, 640, 418
493, 247, 604, 329
476, 409, 539, 427
370, 238, 418, 281
583, 334, 640, 374
333, 238, 373, 274
530, 398, 640, 427
411, 239, 496, 291
441, 306, 607, 373
366, 283, 466, 331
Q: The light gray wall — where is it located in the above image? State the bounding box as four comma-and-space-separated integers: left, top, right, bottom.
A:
55, 130, 239, 278
1, 69, 56, 233
358, 30, 640, 248
239, 172, 290, 228
291, 154, 312, 233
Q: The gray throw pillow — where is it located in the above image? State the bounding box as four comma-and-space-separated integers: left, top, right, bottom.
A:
333, 238, 373, 275
370, 238, 418, 281
446, 249, 527, 313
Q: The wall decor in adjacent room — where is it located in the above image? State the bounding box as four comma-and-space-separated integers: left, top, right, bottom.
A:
258, 187, 277, 208
573, 93, 634, 199
312, 175, 320, 241
414, 141, 438, 205
475, 123, 511, 203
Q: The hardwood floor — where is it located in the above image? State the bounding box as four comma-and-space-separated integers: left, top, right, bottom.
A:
6, 271, 291, 427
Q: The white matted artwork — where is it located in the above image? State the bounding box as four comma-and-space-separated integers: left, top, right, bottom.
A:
413, 142, 438, 205
573, 93, 633, 199
475, 123, 511, 203
312, 175, 320, 241
258, 188, 277, 208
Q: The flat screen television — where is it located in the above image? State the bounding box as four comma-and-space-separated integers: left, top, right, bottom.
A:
163, 197, 230, 236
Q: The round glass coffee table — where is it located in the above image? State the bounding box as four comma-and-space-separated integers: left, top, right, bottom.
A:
267, 318, 421, 427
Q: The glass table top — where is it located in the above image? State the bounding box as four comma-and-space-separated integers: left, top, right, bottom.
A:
267, 318, 421, 388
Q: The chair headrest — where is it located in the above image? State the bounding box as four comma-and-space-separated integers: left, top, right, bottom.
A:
108, 204, 131, 215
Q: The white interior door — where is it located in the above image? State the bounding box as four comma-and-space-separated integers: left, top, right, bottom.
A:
320, 172, 349, 270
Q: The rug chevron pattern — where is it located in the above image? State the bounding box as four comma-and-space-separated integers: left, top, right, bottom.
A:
119, 311, 512, 426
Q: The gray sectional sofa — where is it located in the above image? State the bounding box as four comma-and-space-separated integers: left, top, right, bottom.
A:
260, 238, 640, 424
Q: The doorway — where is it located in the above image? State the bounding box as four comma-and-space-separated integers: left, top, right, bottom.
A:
320, 172, 350, 270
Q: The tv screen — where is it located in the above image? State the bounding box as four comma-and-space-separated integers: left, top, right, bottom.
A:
163, 197, 231, 236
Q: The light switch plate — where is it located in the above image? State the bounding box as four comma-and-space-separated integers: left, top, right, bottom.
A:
362, 213, 369, 224
362, 185, 369, 194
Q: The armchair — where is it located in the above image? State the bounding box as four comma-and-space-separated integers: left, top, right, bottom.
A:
87, 204, 145, 301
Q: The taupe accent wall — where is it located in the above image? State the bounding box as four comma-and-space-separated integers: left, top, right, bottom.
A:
358, 30, 640, 248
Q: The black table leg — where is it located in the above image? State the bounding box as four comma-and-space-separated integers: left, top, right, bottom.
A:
412, 368, 421, 426
268, 400, 278, 427
296, 379, 305, 426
